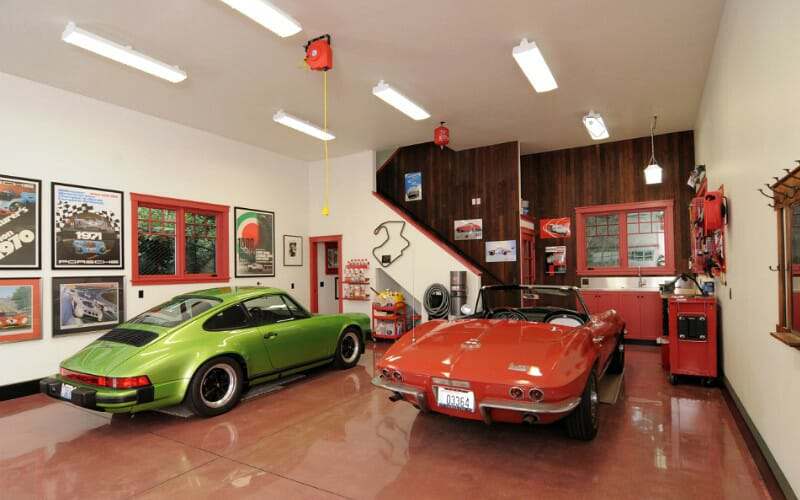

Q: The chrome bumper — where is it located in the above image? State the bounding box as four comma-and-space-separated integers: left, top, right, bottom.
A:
478, 397, 581, 424
371, 376, 429, 412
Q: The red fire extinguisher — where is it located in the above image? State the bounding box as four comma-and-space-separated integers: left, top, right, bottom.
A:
434, 122, 450, 149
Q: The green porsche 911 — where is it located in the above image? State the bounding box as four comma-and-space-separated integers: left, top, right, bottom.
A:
40, 287, 370, 417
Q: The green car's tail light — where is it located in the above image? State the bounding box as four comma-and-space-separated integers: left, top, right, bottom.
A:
60, 367, 151, 389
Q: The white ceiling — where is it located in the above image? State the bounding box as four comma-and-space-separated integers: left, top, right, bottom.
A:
0, 0, 724, 161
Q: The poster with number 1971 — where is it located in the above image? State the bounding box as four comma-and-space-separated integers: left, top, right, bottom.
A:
0, 175, 41, 269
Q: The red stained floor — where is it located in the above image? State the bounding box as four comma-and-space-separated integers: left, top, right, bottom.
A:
0, 345, 774, 499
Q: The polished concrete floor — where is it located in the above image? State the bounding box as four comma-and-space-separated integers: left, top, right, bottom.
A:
0, 345, 773, 499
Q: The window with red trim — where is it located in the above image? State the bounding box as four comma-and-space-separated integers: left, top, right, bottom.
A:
131, 193, 229, 285
575, 200, 675, 276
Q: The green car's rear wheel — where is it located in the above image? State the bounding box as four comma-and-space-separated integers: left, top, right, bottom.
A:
334, 329, 362, 369
187, 357, 243, 417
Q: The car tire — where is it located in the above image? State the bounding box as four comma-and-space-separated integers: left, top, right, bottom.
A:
334, 328, 362, 369
607, 340, 625, 375
187, 357, 244, 417
565, 371, 599, 441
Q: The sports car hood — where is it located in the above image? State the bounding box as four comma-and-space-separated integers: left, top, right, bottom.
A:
60, 324, 167, 376
382, 319, 586, 385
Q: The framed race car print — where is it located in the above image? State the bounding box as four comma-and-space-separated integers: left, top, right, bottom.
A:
234, 207, 275, 277
51, 276, 125, 336
0, 174, 41, 270
52, 183, 124, 269
0, 278, 41, 344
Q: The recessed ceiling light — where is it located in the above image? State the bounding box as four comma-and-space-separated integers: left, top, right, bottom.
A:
582, 111, 610, 140
372, 80, 430, 121
61, 22, 187, 83
512, 38, 557, 93
218, 0, 301, 37
273, 110, 335, 141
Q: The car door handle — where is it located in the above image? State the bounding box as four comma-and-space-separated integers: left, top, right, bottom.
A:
264, 332, 278, 340
592, 336, 604, 345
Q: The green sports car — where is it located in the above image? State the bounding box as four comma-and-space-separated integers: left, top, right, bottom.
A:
40, 287, 370, 417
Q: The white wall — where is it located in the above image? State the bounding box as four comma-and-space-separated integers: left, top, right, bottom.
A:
315, 242, 338, 314
307, 151, 481, 319
0, 73, 309, 386
694, 0, 800, 492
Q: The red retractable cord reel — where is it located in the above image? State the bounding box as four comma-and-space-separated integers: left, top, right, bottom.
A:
304, 34, 333, 71
434, 122, 450, 149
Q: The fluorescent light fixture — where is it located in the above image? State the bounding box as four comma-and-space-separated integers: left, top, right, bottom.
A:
644, 163, 663, 184
512, 38, 557, 93
372, 80, 430, 120
218, 0, 301, 37
582, 111, 610, 140
61, 22, 187, 83
273, 110, 335, 141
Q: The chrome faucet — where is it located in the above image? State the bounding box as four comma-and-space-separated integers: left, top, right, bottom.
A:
637, 267, 646, 288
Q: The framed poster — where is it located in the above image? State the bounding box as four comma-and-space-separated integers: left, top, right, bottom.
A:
454, 218, 483, 240
52, 276, 125, 336
234, 207, 275, 277
325, 241, 338, 274
0, 175, 41, 269
545, 246, 567, 275
283, 235, 303, 266
404, 172, 422, 201
52, 183, 124, 269
540, 217, 571, 238
485, 240, 517, 263
0, 278, 41, 344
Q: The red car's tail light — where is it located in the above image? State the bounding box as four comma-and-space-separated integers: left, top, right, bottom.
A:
509, 386, 524, 399
529, 388, 545, 402
60, 368, 151, 389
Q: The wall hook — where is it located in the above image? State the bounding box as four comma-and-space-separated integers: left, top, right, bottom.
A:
758, 188, 776, 200
769, 265, 780, 272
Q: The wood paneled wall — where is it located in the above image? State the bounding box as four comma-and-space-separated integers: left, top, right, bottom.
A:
520, 131, 696, 285
376, 141, 520, 285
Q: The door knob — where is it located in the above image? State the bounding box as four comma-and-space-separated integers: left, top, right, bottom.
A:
264, 332, 278, 339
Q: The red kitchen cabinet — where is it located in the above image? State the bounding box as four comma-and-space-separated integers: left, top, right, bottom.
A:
582, 291, 661, 341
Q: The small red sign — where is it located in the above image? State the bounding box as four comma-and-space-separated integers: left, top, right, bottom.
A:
540, 217, 571, 238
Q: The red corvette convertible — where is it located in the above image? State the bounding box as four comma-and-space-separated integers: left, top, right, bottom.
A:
373, 285, 625, 440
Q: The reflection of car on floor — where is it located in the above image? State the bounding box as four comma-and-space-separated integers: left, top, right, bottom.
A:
0, 190, 35, 215
488, 246, 512, 256
0, 312, 29, 329
456, 222, 481, 234
71, 296, 105, 321
373, 285, 625, 440
41, 287, 371, 417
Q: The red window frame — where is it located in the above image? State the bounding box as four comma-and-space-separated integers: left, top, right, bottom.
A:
131, 193, 229, 285
575, 199, 675, 276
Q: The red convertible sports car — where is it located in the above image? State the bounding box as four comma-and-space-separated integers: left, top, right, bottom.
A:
373, 285, 625, 440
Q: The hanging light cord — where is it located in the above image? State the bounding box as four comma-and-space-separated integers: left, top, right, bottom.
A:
649, 115, 658, 164
322, 70, 330, 216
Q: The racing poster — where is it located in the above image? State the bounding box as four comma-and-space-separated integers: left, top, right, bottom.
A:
234, 207, 275, 277
0, 175, 41, 269
404, 172, 422, 202
540, 217, 571, 238
52, 183, 124, 269
51, 276, 124, 336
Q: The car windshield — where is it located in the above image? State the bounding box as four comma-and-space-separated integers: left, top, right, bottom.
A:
474, 285, 589, 323
128, 296, 221, 327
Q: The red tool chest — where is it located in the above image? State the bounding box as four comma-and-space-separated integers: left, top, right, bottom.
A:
667, 296, 718, 384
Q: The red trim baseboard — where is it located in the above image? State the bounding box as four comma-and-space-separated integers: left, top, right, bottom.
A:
371, 192, 482, 276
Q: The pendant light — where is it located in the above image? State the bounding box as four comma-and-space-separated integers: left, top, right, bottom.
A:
644, 115, 662, 185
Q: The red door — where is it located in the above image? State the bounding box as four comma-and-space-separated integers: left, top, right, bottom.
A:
520, 228, 535, 285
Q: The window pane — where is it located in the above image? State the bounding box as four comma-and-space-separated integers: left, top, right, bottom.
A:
627, 210, 666, 268
243, 295, 293, 325
138, 207, 149, 219
586, 233, 620, 268
185, 211, 217, 275
204, 305, 249, 331
627, 223, 638, 234
138, 207, 176, 276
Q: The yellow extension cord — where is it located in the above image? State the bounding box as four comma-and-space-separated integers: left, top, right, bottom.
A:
322, 70, 330, 216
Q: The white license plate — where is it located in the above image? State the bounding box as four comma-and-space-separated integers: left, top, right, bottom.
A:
60, 383, 75, 400
436, 386, 475, 412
